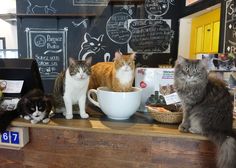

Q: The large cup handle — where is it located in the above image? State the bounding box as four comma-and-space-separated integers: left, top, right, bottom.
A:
87, 89, 100, 107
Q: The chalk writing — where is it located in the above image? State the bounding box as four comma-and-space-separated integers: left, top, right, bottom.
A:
26, 28, 67, 79
224, 0, 236, 54
72, 19, 88, 28
128, 19, 174, 53
106, 12, 132, 44
145, 0, 175, 17
78, 33, 110, 62
26, 0, 56, 14
121, 5, 134, 16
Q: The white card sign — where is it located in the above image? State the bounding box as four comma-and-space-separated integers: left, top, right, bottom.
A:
0, 80, 24, 94
164, 92, 180, 105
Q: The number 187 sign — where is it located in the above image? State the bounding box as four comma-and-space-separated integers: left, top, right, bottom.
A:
0, 127, 29, 149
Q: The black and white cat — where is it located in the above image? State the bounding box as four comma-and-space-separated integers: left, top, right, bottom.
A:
0, 89, 54, 133
53, 57, 92, 119
78, 33, 110, 62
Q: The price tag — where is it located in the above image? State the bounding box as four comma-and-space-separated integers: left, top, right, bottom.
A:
164, 92, 181, 105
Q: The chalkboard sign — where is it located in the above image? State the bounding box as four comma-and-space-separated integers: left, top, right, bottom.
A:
106, 12, 132, 44
145, 0, 171, 17
128, 19, 174, 53
26, 28, 68, 79
223, 0, 236, 54
17, 0, 106, 15
16, 1, 180, 92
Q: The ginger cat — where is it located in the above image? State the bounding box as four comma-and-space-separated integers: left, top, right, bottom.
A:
89, 51, 136, 92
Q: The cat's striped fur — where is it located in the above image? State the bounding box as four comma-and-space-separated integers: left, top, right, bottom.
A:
53, 57, 92, 119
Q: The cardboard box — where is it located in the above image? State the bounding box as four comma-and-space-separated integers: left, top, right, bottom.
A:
135, 68, 175, 112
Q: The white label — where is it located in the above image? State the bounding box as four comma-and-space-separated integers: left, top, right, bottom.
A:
0, 80, 23, 93
164, 92, 180, 105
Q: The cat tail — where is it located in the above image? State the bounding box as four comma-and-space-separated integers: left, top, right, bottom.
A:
0, 109, 20, 134
207, 131, 236, 168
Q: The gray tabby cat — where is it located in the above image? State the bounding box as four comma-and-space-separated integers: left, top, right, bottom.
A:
174, 56, 236, 168
53, 57, 92, 119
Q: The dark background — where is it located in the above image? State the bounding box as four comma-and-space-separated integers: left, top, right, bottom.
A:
16, 0, 233, 93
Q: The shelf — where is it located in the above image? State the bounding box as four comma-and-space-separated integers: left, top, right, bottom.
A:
16, 13, 97, 17
109, 0, 144, 4
0, 13, 16, 22
10, 104, 236, 140
209, 70, 236, 72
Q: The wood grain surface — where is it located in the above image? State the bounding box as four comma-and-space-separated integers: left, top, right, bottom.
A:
0, 105, 234, 167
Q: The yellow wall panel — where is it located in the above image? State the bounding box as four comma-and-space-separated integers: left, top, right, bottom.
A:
190, 8, 220, 59
203, 24, 212, 53
195, 26, 203, 53
212, 21, 220, 52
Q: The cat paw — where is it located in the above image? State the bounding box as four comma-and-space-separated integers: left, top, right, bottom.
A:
178, 123, 190, 133
42, 118, 50, 123
80, 113, 89, 119
189, 127, 202, 134
65, 114, 73, 119
30, 120, 38, 124
24, 115, 30, 120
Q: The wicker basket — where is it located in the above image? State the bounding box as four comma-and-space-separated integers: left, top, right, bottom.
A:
146, 106, 183, 124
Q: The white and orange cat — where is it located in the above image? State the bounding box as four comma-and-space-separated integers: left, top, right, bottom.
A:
89, 51, 136, 92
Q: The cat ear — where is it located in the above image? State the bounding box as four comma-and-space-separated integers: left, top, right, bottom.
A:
98, 34, 104, 42
85, 56, 92, 65
84, 33, 91, 41
118, 49, 123, 55
130, 52, 136, 60
114, 51, 122, 60
176, 56, 186, 65
22, 97, 30, 104
43, 95, 54, 107
200, 57, 209, 68
69, 57, 76, 66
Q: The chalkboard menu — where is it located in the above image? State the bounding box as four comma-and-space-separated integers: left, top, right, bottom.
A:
106, 12, 132, 44
128, 19, 174, 53
26, 28, 68, 79
223, 0, 236, 54
145, 0, 171, 17
16, 0, 180, 92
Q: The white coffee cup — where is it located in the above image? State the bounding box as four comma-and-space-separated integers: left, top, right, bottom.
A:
87, 87, 142, 120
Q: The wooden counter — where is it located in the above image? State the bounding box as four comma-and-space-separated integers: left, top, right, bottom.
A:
0, 105, 235, 168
